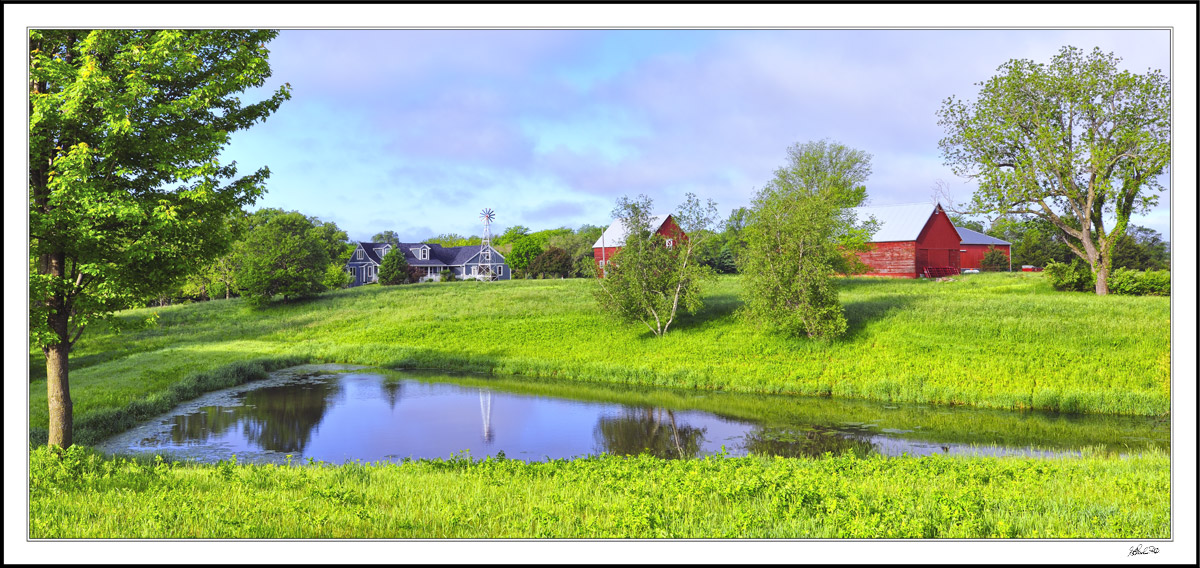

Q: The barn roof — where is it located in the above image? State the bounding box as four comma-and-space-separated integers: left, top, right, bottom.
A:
850, 203, 957, 243
955, 227, 1012, 246
592, 214, 672, 248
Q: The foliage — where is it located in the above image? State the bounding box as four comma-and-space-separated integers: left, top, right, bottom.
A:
1111, 226, 1169, 272
988, 216, 1074, 269
29, 447, 1169, 538
938, 46, 1170, 294
370, 231, 400, 246
322, 264, 354, 291
235, 212, 332, 306
594, 194, 719, 337
1108, 268, 1170, 297
528, 246, 573, 278
1043, 260, 1096, 292
378, 248, 416, 285
740, 140, 876, 339
426, 233, 481, 248
439, 269, 457, 282
508, 236, 545, 275
980, 247, 1009, 271
494, 225, 531, 246
949, 214, 985, 232
27, 29, 290, 447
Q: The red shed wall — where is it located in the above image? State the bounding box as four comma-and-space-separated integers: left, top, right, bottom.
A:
855, 241, 917, 278
960, 244, 1011, 269
915, 209, 962, 273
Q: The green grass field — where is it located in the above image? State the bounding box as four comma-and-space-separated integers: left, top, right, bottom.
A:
29, 272, 1170, 446
29, 445, 1169, 538
26, 272, 1172, 539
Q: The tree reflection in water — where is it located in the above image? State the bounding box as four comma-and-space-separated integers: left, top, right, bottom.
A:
380, 378, 403, 410
169, 380, 340, 453
595, 407, 706, 459
741, 426, 878, 458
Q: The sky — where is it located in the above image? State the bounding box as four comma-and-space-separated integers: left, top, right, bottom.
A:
219, 28, 1174, 243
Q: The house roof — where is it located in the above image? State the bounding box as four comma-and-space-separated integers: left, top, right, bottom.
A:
849, 203, 957, 243
955, 227, 1012, 246
358, 242, 392, 264
592, 214, 672, 248
390, 242, 505, 267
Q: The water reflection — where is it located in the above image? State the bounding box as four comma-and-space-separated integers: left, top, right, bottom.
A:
742, 426, 877, 458
169, 380, 339, 453
97, 366, 1168, 465
595, 407, 706, 459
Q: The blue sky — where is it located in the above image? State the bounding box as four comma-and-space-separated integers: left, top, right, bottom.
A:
220, 29, 1173, 242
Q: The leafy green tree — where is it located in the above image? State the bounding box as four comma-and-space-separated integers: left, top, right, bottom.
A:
235, 212, 331, 306
378, 247, 416, 285
370, 230, 400, 246
948, 214, 985, 233
495, 225, 531, 246
508, 236, 545, 276
594, 193, 719, 337
938, 46, 1170, 295
1112, 225, 1169, 271
740, 140, 876, 339
988, 216, 1074, 269
28, 29, 289, 447
528, 246, 573, 278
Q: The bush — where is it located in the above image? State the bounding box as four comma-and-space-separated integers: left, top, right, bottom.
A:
1110, 268, 1170, 296
440, 269, 457, 282
980, 247, 1009, 271
528, 246, 572, 278
323, 263, 354, 290
1043, 260, 1095, 292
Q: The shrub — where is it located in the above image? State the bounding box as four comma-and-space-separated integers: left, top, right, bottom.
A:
528, 246, 572, 279
980, 247, 1009, 271
1043, 260, 1095, 292
1110, 268, 1170, 296
323, 263, 354, 290
440, 269, 458, 282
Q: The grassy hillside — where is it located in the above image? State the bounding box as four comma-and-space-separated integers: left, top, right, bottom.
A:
29, 272, 1171, 445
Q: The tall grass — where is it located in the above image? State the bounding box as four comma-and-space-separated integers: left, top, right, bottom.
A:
29, 445, 1169, 539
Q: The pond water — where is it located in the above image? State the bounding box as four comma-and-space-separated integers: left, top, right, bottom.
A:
95, 364, 1169, 464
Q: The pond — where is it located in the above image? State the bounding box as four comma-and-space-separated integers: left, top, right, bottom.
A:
95, 364, 1169, 464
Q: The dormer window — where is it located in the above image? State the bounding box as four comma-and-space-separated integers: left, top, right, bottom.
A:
418, 246, 430, 260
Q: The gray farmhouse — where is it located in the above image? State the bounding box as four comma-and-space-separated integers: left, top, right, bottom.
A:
345, 241, 510, 286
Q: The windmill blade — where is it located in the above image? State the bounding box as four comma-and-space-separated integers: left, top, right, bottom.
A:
480, 208, 495, 223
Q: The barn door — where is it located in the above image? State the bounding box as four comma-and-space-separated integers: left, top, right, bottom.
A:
928, 249, 949, 267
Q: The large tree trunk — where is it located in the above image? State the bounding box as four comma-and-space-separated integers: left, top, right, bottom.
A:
43, 252, 73, 448
1095, 262, 1110, 295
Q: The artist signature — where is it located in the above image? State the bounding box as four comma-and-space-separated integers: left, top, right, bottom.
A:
1128, 544, 1160, 556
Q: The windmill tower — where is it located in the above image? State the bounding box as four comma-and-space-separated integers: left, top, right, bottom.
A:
477, 208, 497, 281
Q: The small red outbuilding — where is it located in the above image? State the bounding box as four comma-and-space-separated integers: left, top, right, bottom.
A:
850, 203, 963, 278
956, 227, 1012, 270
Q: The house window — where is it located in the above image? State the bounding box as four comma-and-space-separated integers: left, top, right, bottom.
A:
472, 266, 479, 276
483, 250, 491, 261
498, 265, 503, 275
356, 249, 363, 260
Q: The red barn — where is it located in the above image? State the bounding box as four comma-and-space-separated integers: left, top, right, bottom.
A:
956, 227, 1012, 270
850, 203, 963, 278
592, 214, 685, 277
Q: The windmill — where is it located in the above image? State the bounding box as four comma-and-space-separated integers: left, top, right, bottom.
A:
477, 208, 497, 281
